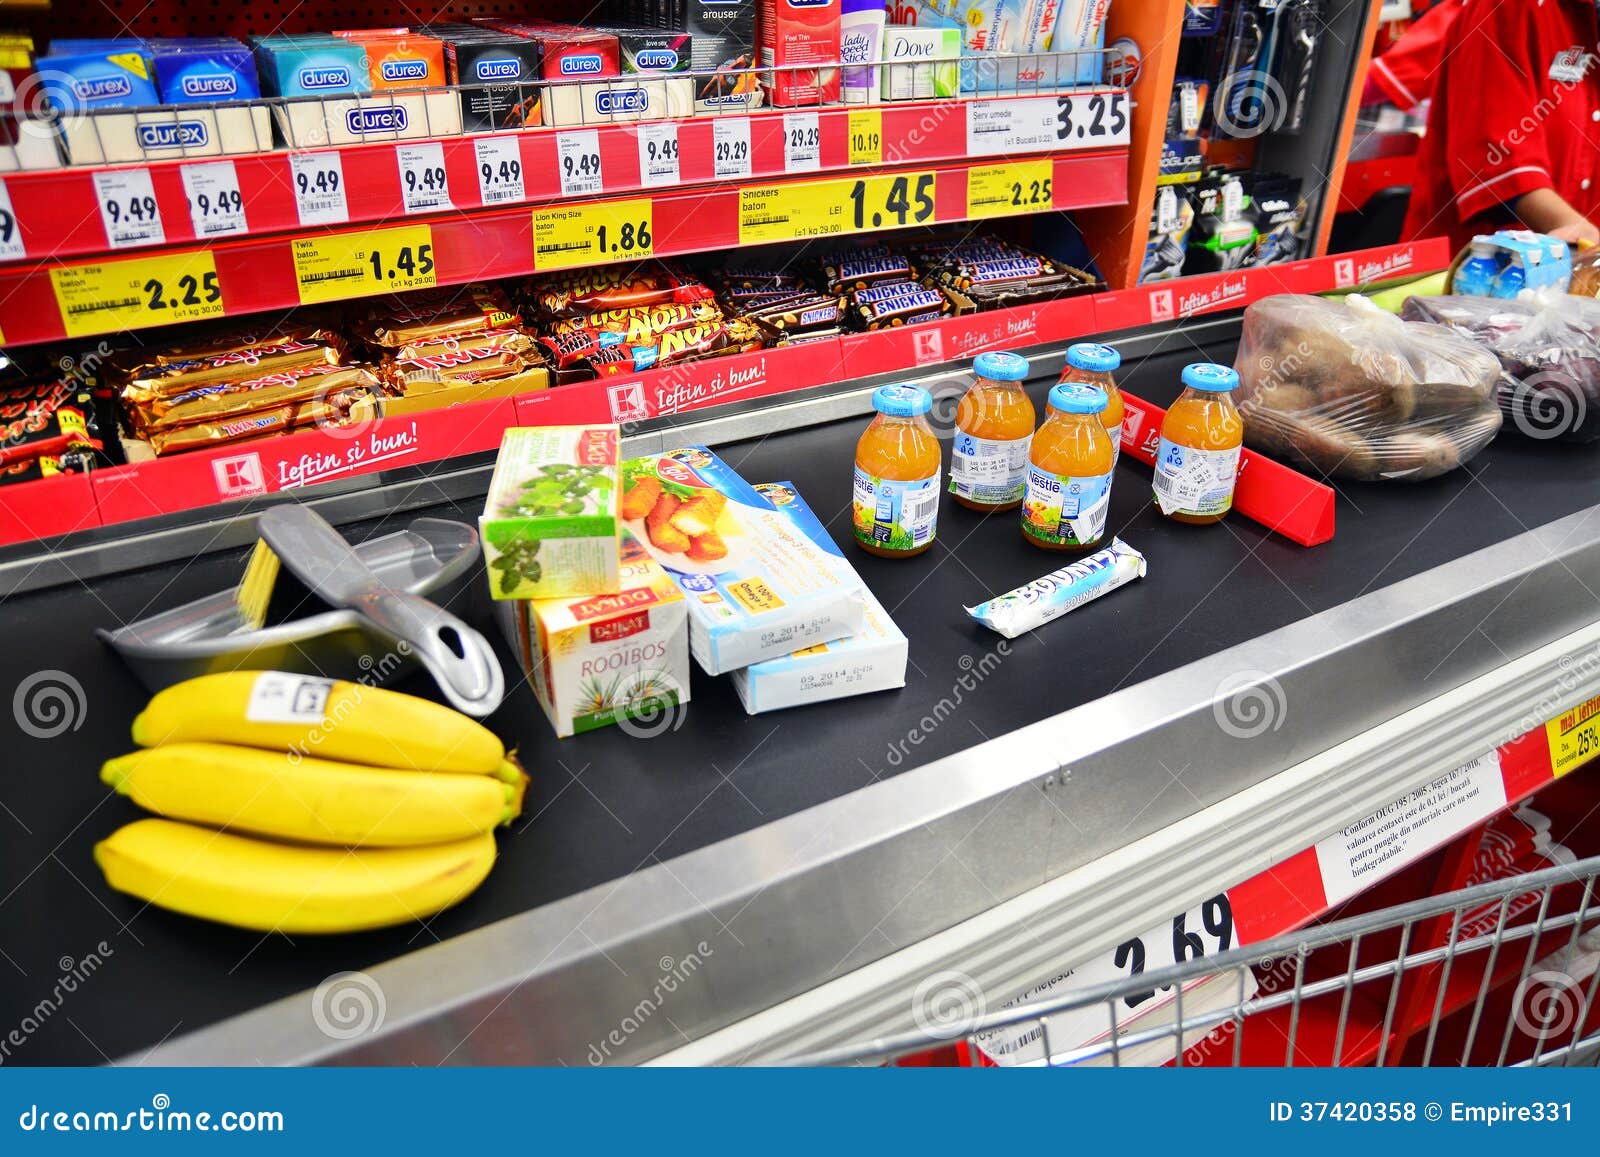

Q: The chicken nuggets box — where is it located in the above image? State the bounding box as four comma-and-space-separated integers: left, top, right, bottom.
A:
731, 482, 907, 713
619, 448, 867, 675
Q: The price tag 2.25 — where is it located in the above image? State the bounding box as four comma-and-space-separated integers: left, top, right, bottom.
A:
557, 130, 603, 198
1547, 693, 1600, 777
532, 198, 654, 273
966, 160, 1053, 219
474, 136, 525, 205
739, 171, 935, 245
397, 142, 452, 214
713, 117, 752, 180
180, 161, 247, 239
288, 151, 349, 226
637, 122, 680, 189
92, 168, 165, 249
51, 250, 224, 339
783, 111, 820, 173
292, 224, 436, 305
0, 178, 25, 261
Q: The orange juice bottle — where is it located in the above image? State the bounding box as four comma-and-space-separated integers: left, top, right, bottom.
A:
1021, 383, 1114, 551
853, 385, 941, 558
1059, 343, 1125, 468
1153, 363, 1244, 525
951, 351, 1035, 512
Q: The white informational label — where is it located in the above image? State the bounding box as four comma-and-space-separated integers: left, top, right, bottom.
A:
1157, 186, 1180, 235
0, 179, 25, 261
1222, 178, 1243, 223
1180, 84, 1201, 133
636, 122, 680, 188
782, 111, 821, 173
289, 151, 349, 226
180, 161, 248, 239
473, 136, 525, 205
92, 168, 165, 248
557, 130, 603, 198
1316, 753, 1507, 907
967, 92, 1131, 156
713, 117, 752, 180
244, 672, 333, 724
975, 892, 1240, 1066
396, 142, 452, 214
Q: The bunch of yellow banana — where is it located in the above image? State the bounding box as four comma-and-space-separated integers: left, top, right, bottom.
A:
94, 671, 527, 934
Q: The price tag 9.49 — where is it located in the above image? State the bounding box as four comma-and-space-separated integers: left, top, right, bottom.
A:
967, 160, 1053, 219
533, 198, 654, 272
51, 250, 224, 338
739, 171, 936, 245
292, 224, 436, 305
1547, 693, 1600, 777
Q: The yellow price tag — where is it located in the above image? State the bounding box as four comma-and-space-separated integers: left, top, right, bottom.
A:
967, 160, 1055, 219
293, 224, 436, 305
740, 171, 937, 245
533, 198, 654, 272
1546, 693, 1600, 777
51, 251, 224, 339
847, 109, 882, 166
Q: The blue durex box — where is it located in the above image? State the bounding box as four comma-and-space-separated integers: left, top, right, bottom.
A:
151, 38, 262, 103
252, 35, 370, 97
38, 44, 160, 111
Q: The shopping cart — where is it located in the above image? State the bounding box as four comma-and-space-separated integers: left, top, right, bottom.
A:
786, 853, 1600, 1068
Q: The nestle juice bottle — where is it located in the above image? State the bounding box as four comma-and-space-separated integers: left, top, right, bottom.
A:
1021, 383, 1114, 551
950, 350, 1035, 513
1153, 363, 1244, 525
854, 384, 941, 558
1059, 343, 1125, 469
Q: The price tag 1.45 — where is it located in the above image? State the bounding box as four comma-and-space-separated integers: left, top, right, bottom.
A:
289, 151, 348, 226
533, 198, 654, 272
292, 224, 436, 305
0, 178, 25, 261
739, 171, 936, 245
967, 160, 1053, 219
1547, 693, 1600, 777
474, 136, 525, 205
557, 131, 603, 198
397, 143, 452, 214
51, 250, 224, 339
92, 168, 165, 249
180, 161, 248, 239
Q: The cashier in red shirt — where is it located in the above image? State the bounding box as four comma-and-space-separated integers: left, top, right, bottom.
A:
1402, 0, 1600, 249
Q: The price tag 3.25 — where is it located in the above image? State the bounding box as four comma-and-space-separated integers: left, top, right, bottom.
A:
637, 122, 680, 188
180, 161, 248, 239
474, 136, 525, 205
293, 224, 436, 305
92, 168, 165, 249
396, 142, 452, 214
533, 198, 654, 272
288, 151, 349, 226
557, 130, 603, 198
51, 250, 224, 339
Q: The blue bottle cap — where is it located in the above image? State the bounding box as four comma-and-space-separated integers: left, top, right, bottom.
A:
1181, 363, 1240, 392
872, 384, 933, 418
1066, 343, 1122, 373
1048, 383, 1109, 415
972, 351, 1029, 382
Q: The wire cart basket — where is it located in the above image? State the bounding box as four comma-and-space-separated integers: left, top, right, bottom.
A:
787, 853, 1600, 1069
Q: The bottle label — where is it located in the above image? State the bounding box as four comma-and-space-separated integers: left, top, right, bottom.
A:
950, 431, 1031, 504
1108, 417, 1123, 471
1153, 438, 1240, 516
1021, 463, 1112, 547
853, 467, 939, 552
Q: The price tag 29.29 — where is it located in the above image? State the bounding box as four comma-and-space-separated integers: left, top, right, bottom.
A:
396, 142, 452, 214
966, 160, 1053, 219
474, 136, 525, 205
92, 168, 165, 249
292, 224, 436, 305
180, 161, 248, 239
713, 117, 752, 180
783, 111, 820, 173
557, 130, 603, 198
51, 250, 224, 339
637, 122, 680, 188
288, 151, 348, 226
533, 198, 653, 272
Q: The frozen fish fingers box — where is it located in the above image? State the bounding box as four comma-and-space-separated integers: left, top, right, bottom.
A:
620, 448, 867, 674
732, 482, 908, 713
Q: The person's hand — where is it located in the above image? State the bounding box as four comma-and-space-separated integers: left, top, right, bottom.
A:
1548, 220, 1600, 247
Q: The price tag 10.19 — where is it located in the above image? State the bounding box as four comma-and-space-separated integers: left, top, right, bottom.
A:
1547, 693, 1600, 777
847, 109, 882, 166
396, 143, 453, 214
739, 171, 936, 245
532, 198, 654, 272
51, 250, 224, 339
292, 224, 436, 305
92, 168, 165, 249
180, 161, 248, 239
474, 136, 525, 205
966, 160, 1053, 219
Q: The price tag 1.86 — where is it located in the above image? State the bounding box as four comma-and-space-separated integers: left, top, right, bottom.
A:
292, 224, 436, 305
533, 198, 654, 272
738, 171, 936, 245
51, 250, 224, 339
966, 160, 1053, 219
1547, 693, 1600, 777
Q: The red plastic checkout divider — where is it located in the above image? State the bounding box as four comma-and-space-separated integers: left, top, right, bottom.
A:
0, 242, 1441, 549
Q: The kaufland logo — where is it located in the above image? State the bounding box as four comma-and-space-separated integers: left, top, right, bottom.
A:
560, 54, 605, 76
636, 49, 678, 70
381, 58, 430, 82
138, 121, 208, 148
213, 453, 265, 497
72, 76, 131, 101
346, 106, 408, 134
475, 58, 522, 81
595, 88, 648, 115
181, 73, 237, 98
298, 66, 351, 90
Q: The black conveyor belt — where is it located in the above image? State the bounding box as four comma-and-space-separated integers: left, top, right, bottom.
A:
5, 334, 1600, 1064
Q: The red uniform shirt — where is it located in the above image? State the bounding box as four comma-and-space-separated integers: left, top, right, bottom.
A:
1402, 0, 1600, 249
1368, 0, 1465, 109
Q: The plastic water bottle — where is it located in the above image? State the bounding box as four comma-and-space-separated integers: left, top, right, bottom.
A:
1454, 241, 1502, 297
1490, 253, 1526, 299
